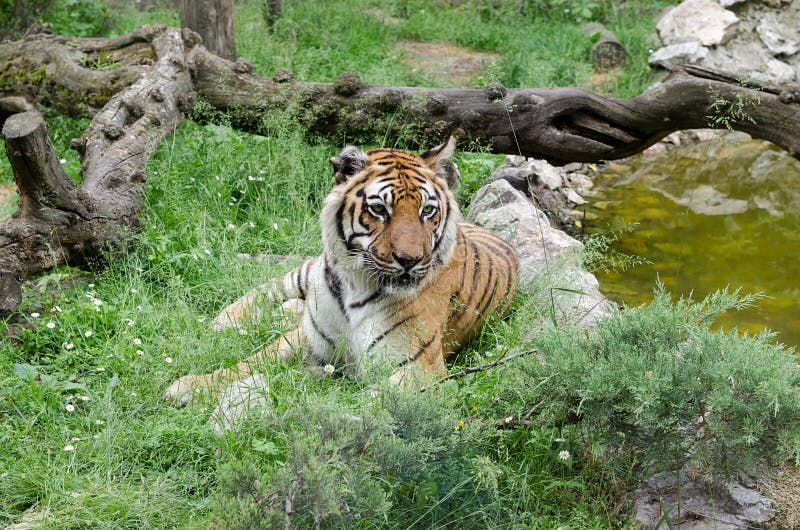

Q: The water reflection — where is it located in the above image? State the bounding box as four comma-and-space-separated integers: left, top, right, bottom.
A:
588, 137, 800, 348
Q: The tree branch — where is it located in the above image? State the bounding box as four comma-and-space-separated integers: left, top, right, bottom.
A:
0, 25, 193, 315
419, 349, 538, 393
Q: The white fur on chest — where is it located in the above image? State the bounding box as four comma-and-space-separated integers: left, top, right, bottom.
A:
299, 260, 406, 375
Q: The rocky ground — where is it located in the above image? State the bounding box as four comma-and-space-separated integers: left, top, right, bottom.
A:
649, 0, 800, 84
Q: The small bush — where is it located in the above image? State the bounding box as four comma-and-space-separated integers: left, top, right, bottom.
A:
501, 286, 800, 477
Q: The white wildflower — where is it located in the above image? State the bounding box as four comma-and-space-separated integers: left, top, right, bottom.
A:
164, 357, 173, 364
133, 338, 142, 345
558, 450, 570, 461
63, 445, 75, 452
30, 312, 40, 318
323, 364, 335, 375
84, 330, 93, 337
65, 343, 74, 350
65, 404, 75, 412
46, 322, 56, 329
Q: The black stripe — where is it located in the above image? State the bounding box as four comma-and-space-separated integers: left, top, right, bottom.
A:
336, 202, 353, 250
308, 309, 335, 348
475, 256, 498, 319
397, 333, 436, 367
347, 231, 371, 246
324, 258, 347, 321
469, 233, 517, 260
348, 202, 357, 239
432, 200, 451, 253
470, 238, 514, 271
349, 289, 383, 309
367, 314, 415, 352
297, 263, 306, 298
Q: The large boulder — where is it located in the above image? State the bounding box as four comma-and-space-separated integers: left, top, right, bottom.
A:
657, 0, 739, 46
467, 179, 615, 330
648, 40, 710, 69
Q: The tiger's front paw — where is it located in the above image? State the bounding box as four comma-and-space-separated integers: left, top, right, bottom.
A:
163, 374, 213, 407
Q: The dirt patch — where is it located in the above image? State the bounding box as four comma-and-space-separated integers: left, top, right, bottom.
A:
766, 464, 800, 528
398, 40, 498, 85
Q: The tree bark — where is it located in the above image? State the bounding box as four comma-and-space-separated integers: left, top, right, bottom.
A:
2, 27, 799, 165
179, 0, 236, 60
1, 25, 799, 312
0, 25, 193, 314
583, 23, 627, 71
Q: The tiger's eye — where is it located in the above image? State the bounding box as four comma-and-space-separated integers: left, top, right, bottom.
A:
422, 205, 436, 216
370, 204, 387, 216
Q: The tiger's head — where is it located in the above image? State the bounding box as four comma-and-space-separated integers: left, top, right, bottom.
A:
321, 137, 462, 295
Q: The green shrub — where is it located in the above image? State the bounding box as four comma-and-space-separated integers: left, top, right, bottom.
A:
500, 286, 800, 477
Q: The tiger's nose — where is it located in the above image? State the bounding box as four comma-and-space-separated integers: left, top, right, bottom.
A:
392, 252, 422, 272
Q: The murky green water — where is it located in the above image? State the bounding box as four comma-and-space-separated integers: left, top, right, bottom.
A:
587, 137, 800, 349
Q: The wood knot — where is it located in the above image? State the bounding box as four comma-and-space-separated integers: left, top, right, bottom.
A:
485, 82, 507, 102
181, 27, 202, 49
512, 93, 543, 107
124, 100, 144, 120
69, 137, 86, 153
459, 109, 482, 130
103, 125, 124, 140
233, 60, 253, 74
273, 68, 295, 83
178, 93, 195, 114
150, 88, 164, 102
131, 171, 147, 183
779, 90, 796, 104
169, 56, 186, 71
426, 94, 448, 115
334, 72, 362, 97
373, 90, 403, 112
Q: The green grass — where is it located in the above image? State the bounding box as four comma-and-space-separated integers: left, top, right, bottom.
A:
7, 1, 800, 528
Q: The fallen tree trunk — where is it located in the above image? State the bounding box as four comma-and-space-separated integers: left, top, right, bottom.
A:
0, 25, 193, 312
1, 24, 799, 313
2, 26, 799, 164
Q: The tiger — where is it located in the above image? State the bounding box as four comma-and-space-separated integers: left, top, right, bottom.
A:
164, 137, 518, 405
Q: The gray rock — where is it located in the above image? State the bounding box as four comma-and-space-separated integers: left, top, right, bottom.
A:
634, 465, 776, 529
750, 57, 797, 84
720, 0, 747, 6
756, 11, 800, 56
528, 159, 564, 190
468, 179, 615, 330
564, 188, 587, 205
657, 0, 739, 46
649, 40, 709, 69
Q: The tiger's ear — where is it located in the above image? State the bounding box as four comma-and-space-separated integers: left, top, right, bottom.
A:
421, 136, 460, 190
330, 146, 369, 184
